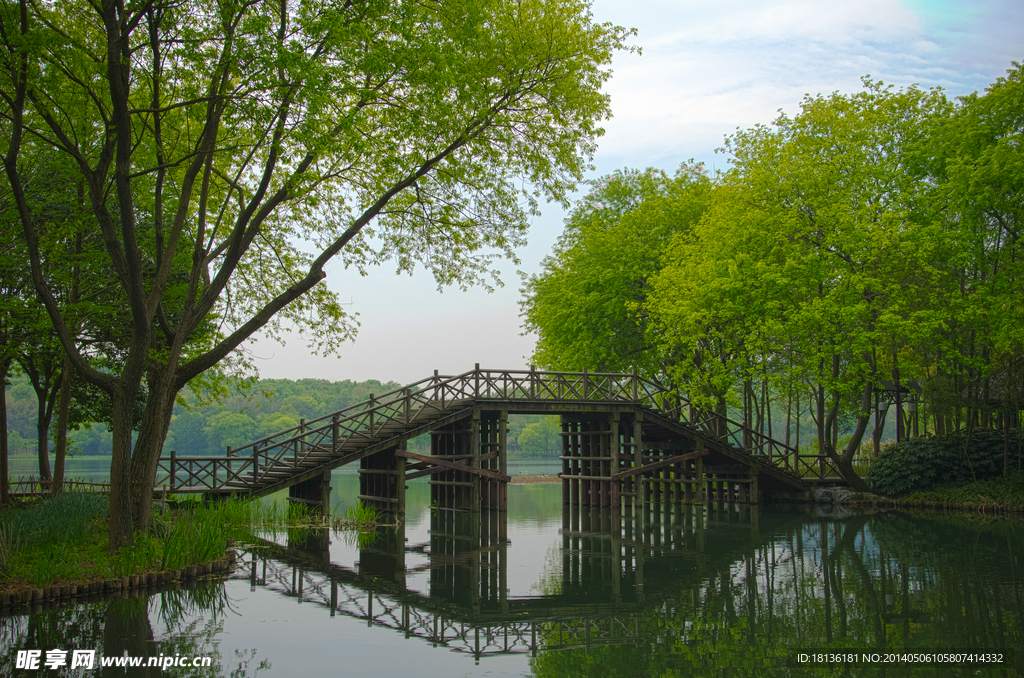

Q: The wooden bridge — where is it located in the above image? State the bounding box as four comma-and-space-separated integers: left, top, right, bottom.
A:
158, 367, 821, 510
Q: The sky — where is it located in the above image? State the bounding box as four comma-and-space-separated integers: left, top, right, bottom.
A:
247, 0, 1024, 386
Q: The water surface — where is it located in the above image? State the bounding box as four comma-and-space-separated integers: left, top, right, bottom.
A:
3, 478, 1022, 677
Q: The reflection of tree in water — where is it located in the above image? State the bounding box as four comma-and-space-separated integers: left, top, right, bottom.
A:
866, 513, 1024, 656
532, 542, 564, 597
529, 512, 1024, 677
0, 584, 271, 677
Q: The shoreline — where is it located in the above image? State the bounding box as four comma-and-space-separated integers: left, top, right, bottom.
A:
0, 551, 237, 615
509, 474, 560, 484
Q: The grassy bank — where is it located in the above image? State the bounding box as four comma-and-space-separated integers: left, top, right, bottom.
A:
0, 492, 381, 597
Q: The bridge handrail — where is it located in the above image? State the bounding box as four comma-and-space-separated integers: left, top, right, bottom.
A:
158, 367, 831, 491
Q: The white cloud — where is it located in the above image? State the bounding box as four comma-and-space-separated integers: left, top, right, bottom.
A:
618, 0, 921, 47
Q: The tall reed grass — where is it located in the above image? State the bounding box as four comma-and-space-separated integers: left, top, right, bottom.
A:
191, 495, 382, 531
3, 491, 107, 546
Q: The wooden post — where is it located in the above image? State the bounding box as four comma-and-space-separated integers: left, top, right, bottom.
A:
749, 466, 759, 504
695, 500, 705, 554
694, 456, 704, 504
470, 411, 481, 510
562, 417, 571, 505
369, 394, 375, 437
396, 454, 406, 515
320, 468, 332, 513
169, 450, 177, 490
499, 411, 508, 510
610, 413, 620, 509
633, 412, 643, 508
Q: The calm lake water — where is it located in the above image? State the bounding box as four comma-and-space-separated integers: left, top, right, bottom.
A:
2, 473, 1022, 676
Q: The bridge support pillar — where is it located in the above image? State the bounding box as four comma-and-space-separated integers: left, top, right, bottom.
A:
429, 410, 508, 511
702, 464, 759, 505
478, 411, 508, 511
561, 412, 619, 508
430, 418, 475, 510
288, 468, 333, 514
359, 445, 406, 515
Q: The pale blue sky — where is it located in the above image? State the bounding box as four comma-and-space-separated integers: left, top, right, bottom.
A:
248, 0, 1024, 385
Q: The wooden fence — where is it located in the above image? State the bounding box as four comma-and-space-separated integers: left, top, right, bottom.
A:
6, 476, 111, 498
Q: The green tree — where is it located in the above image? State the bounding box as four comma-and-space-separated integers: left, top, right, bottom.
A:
921, 62, 1024, 441
649, 80, 951, 490
1, 0, 631, 548
522, 164, 712, 377
203, 411, 260, 452
517, 416, 561, 456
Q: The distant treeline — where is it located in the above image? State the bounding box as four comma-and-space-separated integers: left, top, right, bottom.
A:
3, 374, 562, 459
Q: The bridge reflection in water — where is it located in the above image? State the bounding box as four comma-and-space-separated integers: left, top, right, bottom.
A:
235, 501, 770, 663
7, 503, 1021, 676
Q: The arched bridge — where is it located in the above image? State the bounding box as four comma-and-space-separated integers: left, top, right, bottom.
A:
158, 367, 820, 509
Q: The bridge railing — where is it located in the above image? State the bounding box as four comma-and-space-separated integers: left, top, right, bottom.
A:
158, 367, 831, 491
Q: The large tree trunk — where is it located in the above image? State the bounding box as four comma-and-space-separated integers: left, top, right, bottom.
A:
108, 390, 138, 553
825, 381, 874, 493
834, 455, 873, 492
35, 399, 53, 484
129, 373, 179, 534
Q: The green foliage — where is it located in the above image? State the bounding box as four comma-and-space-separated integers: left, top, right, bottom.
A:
517, 416, 562, 456
0, 492, 110, 586
652, 80, 949, 415
522, 165, 713, 375
0, 492, 381, 589
340, 502, 381, 527
865, 428, 1022, 496
112, 533, 162, 578
521, 64, 1024, 493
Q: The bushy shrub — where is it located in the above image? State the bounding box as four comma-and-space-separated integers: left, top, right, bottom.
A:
865, 428, 1021, 496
